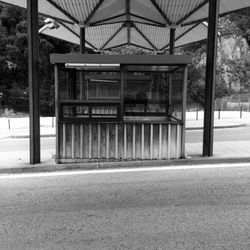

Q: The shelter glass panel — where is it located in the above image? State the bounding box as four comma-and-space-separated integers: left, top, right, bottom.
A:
124, 66, 169, 120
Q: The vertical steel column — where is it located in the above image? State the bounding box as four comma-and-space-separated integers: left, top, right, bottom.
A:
80, 27, 86, 100
80, 27, 86, 54
169, 28, 175, 55
168, 28, 175, 115
54, 65, 59, 162
203, 0, 220, 156
181, 66, 188, 158
27, 0, 40, 164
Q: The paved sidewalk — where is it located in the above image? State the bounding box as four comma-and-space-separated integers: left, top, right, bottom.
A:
0, 111, 250, 173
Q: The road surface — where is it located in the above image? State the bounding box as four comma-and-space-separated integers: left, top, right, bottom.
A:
0, 164, 250, 249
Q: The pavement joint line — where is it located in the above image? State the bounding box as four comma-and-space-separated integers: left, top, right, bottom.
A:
1, 162, 250, 179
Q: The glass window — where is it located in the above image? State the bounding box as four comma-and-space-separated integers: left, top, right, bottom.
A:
124, 68, 169, 117
85, 71, 120, 100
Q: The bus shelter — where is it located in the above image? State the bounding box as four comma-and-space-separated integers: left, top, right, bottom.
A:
1, 0, 249, 164
51, 54, 190, 163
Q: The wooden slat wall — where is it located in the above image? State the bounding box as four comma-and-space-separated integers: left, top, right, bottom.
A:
58, 122, 182, 162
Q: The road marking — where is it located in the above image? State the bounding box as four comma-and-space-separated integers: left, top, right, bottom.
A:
1, 162, 250, 179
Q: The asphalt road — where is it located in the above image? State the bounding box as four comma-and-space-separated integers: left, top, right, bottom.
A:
1, 164, 250, 249
0, 126, 250, 152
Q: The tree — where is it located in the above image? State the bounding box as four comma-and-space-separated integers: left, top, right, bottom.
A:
0, 4, 76, 115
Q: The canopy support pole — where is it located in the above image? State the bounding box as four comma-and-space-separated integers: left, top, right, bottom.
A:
169, 28, 175, 55
203, 0, 220, 156
80, 27, 86, 100
80, 27, 86, 54
168, 28, 175, 115
27, 0, 40, 164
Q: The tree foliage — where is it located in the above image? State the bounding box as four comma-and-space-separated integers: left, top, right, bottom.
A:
0, 4, 75, 115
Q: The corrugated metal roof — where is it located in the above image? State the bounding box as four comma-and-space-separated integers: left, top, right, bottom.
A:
103, 28, 127, 49
2, 0, 250, 51
2, 0, 249, 26
182, 0, 250, 25
155, 0, 205, 24
130, 0, 166, 24
134, 24, 170, 50
90, 0, 125, 24
52, 0, 99, 23
39, 21, 209, 51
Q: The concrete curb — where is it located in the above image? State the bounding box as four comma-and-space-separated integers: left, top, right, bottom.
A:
1, 156, 250, 174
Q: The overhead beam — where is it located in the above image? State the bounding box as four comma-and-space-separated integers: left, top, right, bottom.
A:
46, 0, 79, 24
161, 24, 200, 51
150, 0, 171, 25
100, 23, 125, 50
130, 13, 165, 27
177, 0, 209, 25
203, 0, 220, 156
91, 14, 126, 26
133, 25, 157, 50
84, 0, 106, 25
58, 21, 97, 50
27, 0, 40, 164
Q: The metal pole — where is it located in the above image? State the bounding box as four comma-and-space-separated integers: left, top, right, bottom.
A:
168, 28, 175, 115
80, 27, 86, 54
80, 27, 86, 101
181, 65, 188, 158
169, 28, 175, 55
27, 0, 40, 164
202, 0, 220, 157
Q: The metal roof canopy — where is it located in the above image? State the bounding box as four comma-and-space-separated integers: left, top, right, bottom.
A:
1, 0, 250, 51
39, 21, 208, 51
1, 0, 249, 26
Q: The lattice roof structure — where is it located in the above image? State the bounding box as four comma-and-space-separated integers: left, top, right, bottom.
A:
1, 0, 249, 51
